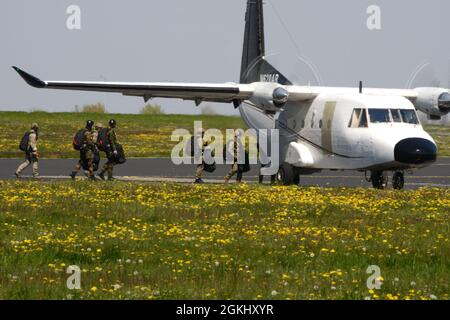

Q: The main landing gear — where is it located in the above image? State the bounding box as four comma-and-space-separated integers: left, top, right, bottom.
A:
367, 170, 405, 190
276, 163, 300, 186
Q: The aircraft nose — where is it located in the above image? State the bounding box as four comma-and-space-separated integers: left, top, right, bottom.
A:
394, 138, 437, 165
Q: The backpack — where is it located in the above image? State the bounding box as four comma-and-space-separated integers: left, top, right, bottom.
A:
114, 144, 127, 164
203, 162, 216, 173
97, 128, 109, 152
73, 129, 87, 151
19, 132, 31, 152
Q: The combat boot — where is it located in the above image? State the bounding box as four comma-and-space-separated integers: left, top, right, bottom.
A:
98, 171, 106, 181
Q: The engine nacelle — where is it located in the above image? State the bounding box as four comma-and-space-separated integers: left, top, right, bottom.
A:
414, 87, 450, 117
249, 82, 290, 112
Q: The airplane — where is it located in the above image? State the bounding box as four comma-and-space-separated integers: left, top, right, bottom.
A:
13, 0, 449, 190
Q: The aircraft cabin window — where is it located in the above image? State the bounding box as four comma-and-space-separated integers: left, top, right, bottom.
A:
319, 120, 323, 128
400, 110, 420, 124
391, 109, 402, 122
349, 108, 368, 128
359, 109, 368, 128
368, 109, 391, 123
349, 108, 362, 128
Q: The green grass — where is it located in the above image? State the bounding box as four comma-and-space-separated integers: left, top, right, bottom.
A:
424, 125, 450, 156
0, 181, 448, 300
1, 111, 448, 158
0, 112, 246, 158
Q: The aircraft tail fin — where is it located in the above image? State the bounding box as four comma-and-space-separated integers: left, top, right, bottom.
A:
240, 0, 291, 85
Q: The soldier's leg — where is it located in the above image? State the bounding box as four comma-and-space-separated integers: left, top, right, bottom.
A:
98, 152, 111, 180
195, 164, 204, 179
85, 150, 95, 179
70, 161, 82, 179
106, 162, 114, 180
16, 159, 31, 176
236, 170, 243, 183
270, 174, 276, 184
31, 159, 39, 178
87, 159, 95, 179
225, 162, 238, 182
259, 174, 264, 184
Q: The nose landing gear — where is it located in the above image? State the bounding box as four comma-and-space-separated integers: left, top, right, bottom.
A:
367, 170, 405, 190
392, 171, 405, 190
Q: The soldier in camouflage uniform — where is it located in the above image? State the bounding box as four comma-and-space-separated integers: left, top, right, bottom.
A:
15, 123, 40, 179
70, 120, 96, 180
98, 119, 118, 181
194, 128, 209, 184
93, 123, 103, 144
225, 130, 244, 184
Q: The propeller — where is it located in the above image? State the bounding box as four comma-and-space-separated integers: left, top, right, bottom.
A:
406, 60, 450, 123
406, 60, 449, 89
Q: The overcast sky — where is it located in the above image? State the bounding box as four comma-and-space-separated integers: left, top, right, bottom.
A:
1, 0, 450, 115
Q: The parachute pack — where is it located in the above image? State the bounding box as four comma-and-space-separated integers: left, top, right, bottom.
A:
19, 132, 31, 152
73, 129, 87, 151
97, 128, 109, 152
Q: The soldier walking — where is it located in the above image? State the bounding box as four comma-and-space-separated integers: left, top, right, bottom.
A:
98, 119, 119, 181
194, 128, 209, 184
225, 130, 244, 184
15, 123, 40, 179
70, 120, 96, 180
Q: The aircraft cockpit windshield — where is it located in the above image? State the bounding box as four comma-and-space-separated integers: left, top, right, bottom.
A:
398, 109, 420, 124
350, 108, 420, 127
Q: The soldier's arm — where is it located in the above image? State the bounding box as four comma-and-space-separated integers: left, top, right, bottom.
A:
109, 130, 118, 152
29, 132, 38, 153
84, 131, 94, 147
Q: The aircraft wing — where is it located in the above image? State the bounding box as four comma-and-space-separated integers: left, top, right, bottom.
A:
288, 86, 419, 101
12, 66, 254, 105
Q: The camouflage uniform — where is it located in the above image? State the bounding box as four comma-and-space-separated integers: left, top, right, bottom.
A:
16, 125, 39, 178
99, 127, 118, 180
225, 135, 243, 183
92, 124, 102, 144
194, 131, 209, 182
71, 129, 96, 179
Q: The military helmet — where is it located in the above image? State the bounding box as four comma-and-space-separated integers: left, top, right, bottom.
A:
86, 120, 94, 130
109, 119, 117, 128
95, 123, 103, 129
31, 123, 39, 130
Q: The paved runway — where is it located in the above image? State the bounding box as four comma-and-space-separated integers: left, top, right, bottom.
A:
1, 157, 449, 189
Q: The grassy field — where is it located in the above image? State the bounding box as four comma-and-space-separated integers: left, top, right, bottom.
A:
0, 112, 246, 158
0, 111, 449, 158
0, 181, 448, 300
424, 125, 450, 156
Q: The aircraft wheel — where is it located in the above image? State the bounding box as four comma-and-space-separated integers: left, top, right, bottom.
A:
277, 163, 295, 185
392, 171, 405, 190
371, 171, 388, 190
